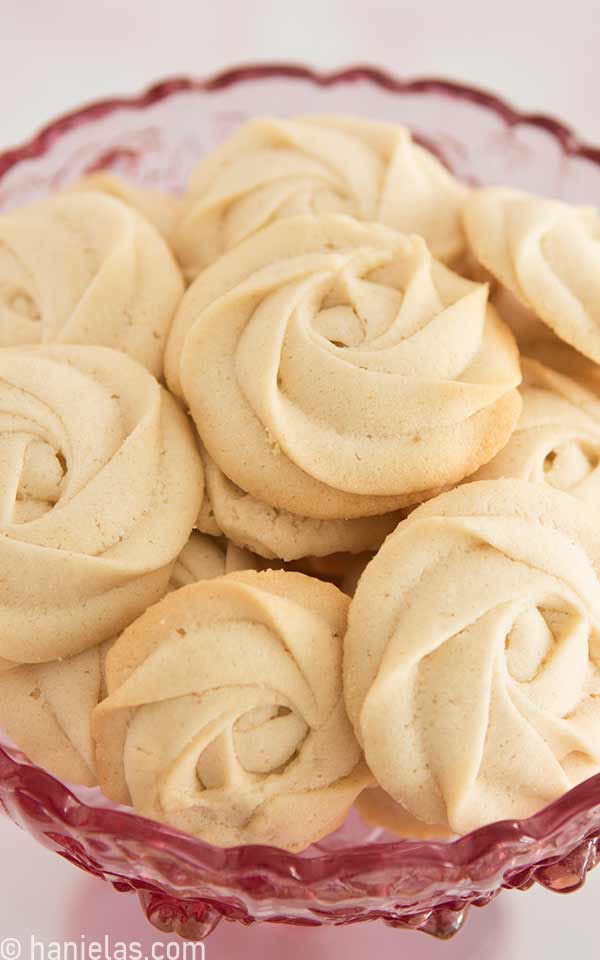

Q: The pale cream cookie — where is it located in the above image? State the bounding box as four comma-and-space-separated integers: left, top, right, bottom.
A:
474, 347, 600, 500
0, 641, 111, 787
93, 570, 369, 851
0, 345, 203, 671
170, 530, 263, 586
0, 530, 258, 786
174, 115, 467, 277
166, 215, 521, 520
463, 187, 600, 363
355, 786, 453, 840
0, 190, 183, 376
198, 447, 405, 561
69, 173, 183, 244
345, 479, 600, 834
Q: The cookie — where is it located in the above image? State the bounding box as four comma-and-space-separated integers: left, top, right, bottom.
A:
174, 115, 467, 277
0, 190, 183, 376
0, 529, 257, 785
463, 187, 600, 363
474, 349, 600, 500
0, 640, 111, 787
69, 173, 183, 243
355, 786, 452, 839
0, 345, 203, 670
167, 215, 521, 519
345, 479, 600, 834
198, 447, 405, 560
170, 530, 263, 585
93, 570, 369, 851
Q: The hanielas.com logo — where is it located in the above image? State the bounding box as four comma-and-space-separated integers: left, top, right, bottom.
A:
0, 937, 205, 960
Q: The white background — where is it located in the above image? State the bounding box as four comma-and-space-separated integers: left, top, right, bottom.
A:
1, 1, 600, 957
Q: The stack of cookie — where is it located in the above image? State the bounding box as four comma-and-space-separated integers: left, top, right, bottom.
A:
1, 115, 600, 851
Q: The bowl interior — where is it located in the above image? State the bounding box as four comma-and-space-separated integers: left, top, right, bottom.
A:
2, 66, 600, 211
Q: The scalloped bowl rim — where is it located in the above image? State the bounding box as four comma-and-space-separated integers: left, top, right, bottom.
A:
1, 63, 600, 885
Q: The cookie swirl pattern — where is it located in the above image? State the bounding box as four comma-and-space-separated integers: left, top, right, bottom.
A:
0, 345, 203, 670
168, 215, 521, 519
0, 191, 183, 376
463, 187, 600, 363
174, 115, 467, 276
93, 571, 368, 851
345, 479, 600, 833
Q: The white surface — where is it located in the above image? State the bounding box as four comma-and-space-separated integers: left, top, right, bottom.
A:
2, 2, 600, 956
1, 0, 600, 150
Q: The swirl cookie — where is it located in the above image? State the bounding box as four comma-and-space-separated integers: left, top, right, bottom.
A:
69, 173, 183, 243
172, 541, 370, 596
173, 115, 467, 277
93, 570, 369, 850
166, 215, 521, 519
198, 448, 404, 560
356, 787, 452, 840
0, 640, 111, 787
491, 285, 558, 348
463, 187, 600, 363
170, 530, 263, 586
0, 345, 203, 671
0, 532, 258, 786
474, 349, 600, 500
345, 479, 600, 834
0, 190, 183, 376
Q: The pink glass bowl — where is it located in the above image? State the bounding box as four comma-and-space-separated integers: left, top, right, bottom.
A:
2, 64, 600, 943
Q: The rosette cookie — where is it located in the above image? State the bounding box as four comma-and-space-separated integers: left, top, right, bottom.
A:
170, 531, 262, 587
93, 571, 369, 850
0, 534, 255, 784
174, 115, 467, 277
0, 640, 112, 786
0, 345, 203, 670
0, 190, 183, 376
175, 529, 372, 594
69, 173, 183, 243
491, 285, 558, 349
463, 187, 600, 363
474, 351, 600, 500
167, 215, 521, 519
356, 787, 452, 840
198, 448, 404, 560
345, 479, 600, 834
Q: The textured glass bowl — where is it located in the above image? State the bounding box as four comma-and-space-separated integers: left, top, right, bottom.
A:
2, 64, 600, 943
